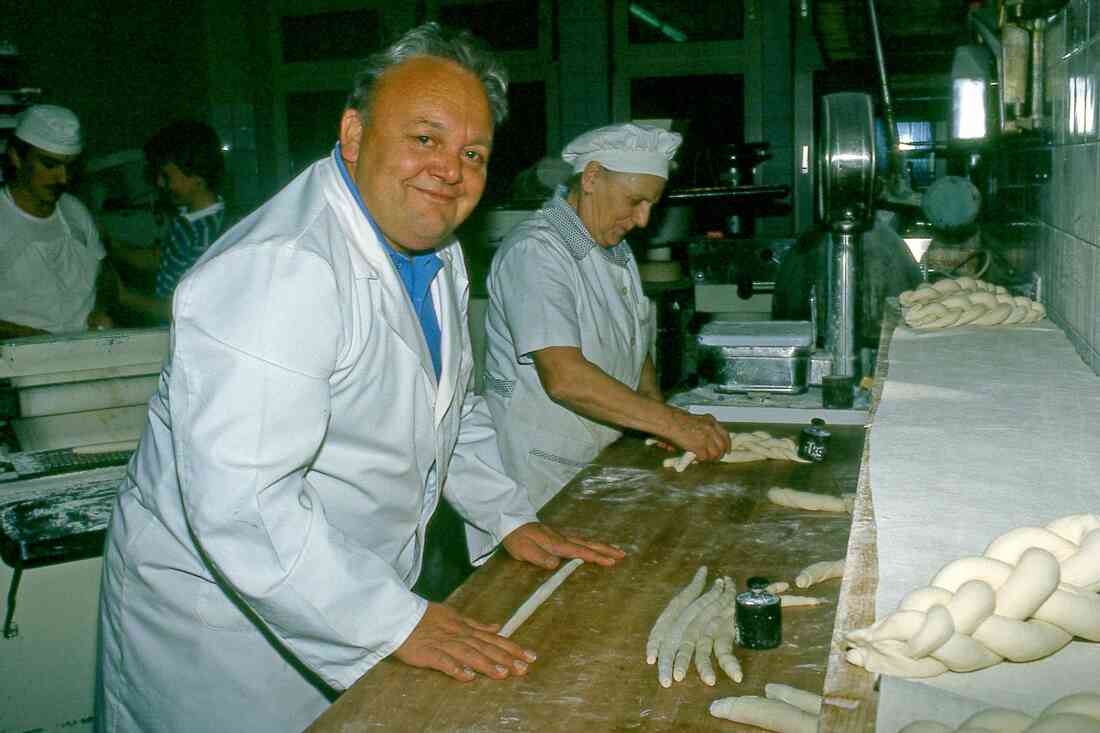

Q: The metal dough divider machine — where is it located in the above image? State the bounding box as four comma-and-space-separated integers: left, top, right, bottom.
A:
683, 93, 875, 423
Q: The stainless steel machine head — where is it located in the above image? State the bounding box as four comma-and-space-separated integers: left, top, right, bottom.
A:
819, 93, 876, 233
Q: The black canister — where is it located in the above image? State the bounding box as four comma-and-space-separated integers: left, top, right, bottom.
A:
735, 576, 781, 650
797, 418, 831, 463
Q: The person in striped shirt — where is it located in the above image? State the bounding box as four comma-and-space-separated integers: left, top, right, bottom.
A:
112, 120, 226, 324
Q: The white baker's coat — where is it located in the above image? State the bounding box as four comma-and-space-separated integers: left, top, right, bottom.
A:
96, 152, 537, 733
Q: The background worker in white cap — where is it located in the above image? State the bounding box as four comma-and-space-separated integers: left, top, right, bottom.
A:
484, 123, 731, 511
0, 104, 114, 338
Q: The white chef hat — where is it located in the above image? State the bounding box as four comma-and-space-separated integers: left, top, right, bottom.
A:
561, 123, 682, 179
14, 105, 83, 156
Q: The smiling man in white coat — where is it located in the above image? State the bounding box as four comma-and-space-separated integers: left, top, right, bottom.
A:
95, 23, 623, 733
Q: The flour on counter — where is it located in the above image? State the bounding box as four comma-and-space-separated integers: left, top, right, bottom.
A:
574, 466, 747, 504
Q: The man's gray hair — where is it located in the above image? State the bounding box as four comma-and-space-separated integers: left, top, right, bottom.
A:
347, 22, 509, 127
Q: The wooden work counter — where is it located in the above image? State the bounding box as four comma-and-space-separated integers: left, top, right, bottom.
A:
309, 423, 866, 732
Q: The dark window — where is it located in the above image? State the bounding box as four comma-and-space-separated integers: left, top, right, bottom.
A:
281, 10, 385, 63
285, 91, 347, 176
630, 74, 744, 188
438, 1, 540, 51
482, 80, 547, 204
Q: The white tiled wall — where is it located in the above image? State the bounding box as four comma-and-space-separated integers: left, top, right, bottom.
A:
997, 0, 1100, 372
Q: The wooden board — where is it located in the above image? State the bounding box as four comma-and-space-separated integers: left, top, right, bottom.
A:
818, 303, 901, 732
309, 424, 865, 732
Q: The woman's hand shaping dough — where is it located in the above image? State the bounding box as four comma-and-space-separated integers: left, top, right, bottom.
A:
502, 522, 626, 570
394, 602, 537, 682
662, 410, 731, 461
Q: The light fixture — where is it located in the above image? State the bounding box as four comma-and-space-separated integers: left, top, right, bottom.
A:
950, 45, 995, 141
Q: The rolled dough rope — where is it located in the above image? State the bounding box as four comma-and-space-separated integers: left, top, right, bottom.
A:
780, 595, 827, 607
845, 514, 1100, 679
899, 690, 1100, 732
662, 451, 697, 473
709, 695, 818, 733
764, 683, 823, 715
767, 487, 855, 514
658, 578, 724, 687
712, 605, 744, 684
672, 578, 727, 682
795, 559, 846, 589
498, 558, 584, 638
695, 578, 737, 686
765, 581, 790, 594
646, 566, 706, 664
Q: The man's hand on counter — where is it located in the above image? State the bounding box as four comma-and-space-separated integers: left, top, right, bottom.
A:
502, 522, 626, 570
394, 603, 537, 682
660, 410, 731, 461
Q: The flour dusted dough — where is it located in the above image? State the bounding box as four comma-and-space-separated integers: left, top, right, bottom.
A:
695, 580, 739, 685
846, 514, 1100, 678
658, 578, 724, 687
646, 566, 706, 664
898, 690, 1100, 732
767, 487, 855, 514
660, 431, 809, 472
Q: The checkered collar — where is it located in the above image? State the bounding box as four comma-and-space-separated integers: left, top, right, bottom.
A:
542, 189, 632, 268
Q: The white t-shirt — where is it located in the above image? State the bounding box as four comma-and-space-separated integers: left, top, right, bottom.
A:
0, 188, 105, 333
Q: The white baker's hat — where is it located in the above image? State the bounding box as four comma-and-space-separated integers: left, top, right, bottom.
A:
14, 105, 83, 156
561, 123, 682, 179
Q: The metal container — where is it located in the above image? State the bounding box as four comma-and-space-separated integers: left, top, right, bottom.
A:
696, 321, 812, 394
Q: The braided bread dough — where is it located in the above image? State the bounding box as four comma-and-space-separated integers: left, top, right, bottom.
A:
899, 690, 1100, 732
846, 514, 1100, 678
899, 276, 1045, 330
658, 431, 809, 472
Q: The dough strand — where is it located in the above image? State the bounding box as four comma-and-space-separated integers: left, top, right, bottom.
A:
499, 558, 584, 638
796, 559, 846, 589
646, 566, 706, 664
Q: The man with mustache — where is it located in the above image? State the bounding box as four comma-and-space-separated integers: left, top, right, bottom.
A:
0, 104, 113, 338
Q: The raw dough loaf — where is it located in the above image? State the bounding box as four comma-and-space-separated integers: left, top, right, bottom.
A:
710, 684, 824, 731
768, 487, 856, 514
846, 514, 1100, 678
898, 690, 1100, 732
899, 276, 1044, 330
796, 559, 846, 589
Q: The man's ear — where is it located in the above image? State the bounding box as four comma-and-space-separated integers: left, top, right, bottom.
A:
339, 109, 364, 165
